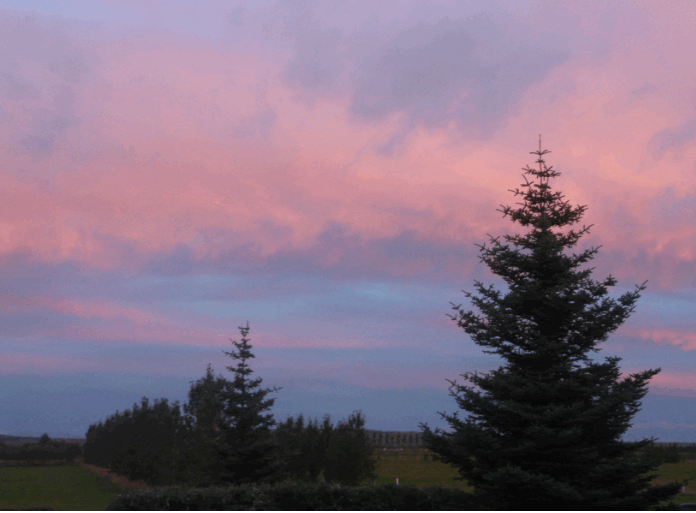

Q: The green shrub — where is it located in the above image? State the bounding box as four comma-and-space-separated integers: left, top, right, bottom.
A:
106, 482, 487, 511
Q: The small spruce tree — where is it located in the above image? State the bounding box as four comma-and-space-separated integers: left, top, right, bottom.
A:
214, 321, 285, 485
420, 143, 687, 510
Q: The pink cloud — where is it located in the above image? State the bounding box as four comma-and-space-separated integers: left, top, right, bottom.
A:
647, 369, 696, 391
0, 14, 689, 290
0, 355, 83, 375
627, 328, 696, 352
0, 350, 204, 377
650, 387, 696, 398
0, 4, 695, 352
0, 292, 157, 324
0, 290, 229, 346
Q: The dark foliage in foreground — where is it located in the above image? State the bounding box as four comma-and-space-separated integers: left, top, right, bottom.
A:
106, 482, 488, 511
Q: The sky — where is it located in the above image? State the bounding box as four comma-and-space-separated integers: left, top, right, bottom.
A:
2, 0, 696, 441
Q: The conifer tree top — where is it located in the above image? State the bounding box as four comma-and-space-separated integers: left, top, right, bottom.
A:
219, 321, 281, 431
224, 321, 260, 395
450, 139, 648, 368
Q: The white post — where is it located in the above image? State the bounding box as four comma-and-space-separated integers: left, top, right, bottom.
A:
396, 478, 399, 485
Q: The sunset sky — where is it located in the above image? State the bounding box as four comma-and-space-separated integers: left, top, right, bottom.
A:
2, 0, 696, 441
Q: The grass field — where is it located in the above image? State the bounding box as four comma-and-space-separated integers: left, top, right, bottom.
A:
2, 450, 696, 510
375, 448, 696, 508
0, 465, 124, 510
374, 448, 473, 490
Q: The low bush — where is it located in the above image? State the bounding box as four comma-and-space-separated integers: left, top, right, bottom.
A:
106, 482, 488, 510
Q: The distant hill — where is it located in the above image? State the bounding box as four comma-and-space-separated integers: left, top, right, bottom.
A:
0, 434, 86, 447
1, 430, 692, 449
0, 431, 423, 448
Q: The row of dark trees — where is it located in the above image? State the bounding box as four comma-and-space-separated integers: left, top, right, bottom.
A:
83, 323, 376, 487
85, 142, 691, 509
0, 433, 81, 462
642, 442, 685, 464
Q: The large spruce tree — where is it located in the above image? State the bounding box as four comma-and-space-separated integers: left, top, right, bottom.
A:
214, 321, 285, 485
420, 143, 687, 510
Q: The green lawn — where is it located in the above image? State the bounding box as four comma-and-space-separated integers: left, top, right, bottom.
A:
374, 448, 472, 490
375, 448, 696, 508
644, 457, 696, 509
2, 452, 696, 510
0, 464, 124, 511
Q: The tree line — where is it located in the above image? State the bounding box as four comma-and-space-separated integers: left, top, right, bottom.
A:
84, 143, 690, 509
0, 433, 81, 462
83, 323, 377, 487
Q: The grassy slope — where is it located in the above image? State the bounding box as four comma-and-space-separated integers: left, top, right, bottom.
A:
374, 448, 472, 490
648, 458, 696, 508
3, 450, 696, 510
0, 465, 124, 510
376, 448, 696, 508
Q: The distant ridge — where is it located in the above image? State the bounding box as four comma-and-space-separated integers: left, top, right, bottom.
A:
0, 434, 86, 446
2, 431, 693, 449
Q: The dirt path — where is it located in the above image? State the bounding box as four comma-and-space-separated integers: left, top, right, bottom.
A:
74, 458, 149, 491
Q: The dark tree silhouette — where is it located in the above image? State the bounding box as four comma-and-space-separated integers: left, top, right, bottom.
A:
181, 364, 229, 485
273, 413, 308, 482
83, 397, 186, 486
213, 321, 285, 485
274, 413, 333, 483
323, 410, 377, 486
420, 142, 686, 510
